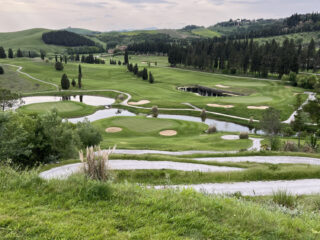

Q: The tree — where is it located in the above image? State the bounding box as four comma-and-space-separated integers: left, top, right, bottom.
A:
55, 62, 64, 71
64, 55, 68, 64
0, 88, 23, 110
124, 50, 129, 65
8, 48, 13, 58
149, 71, 154, 84
291, 109, 308, 148
200, 109, 206, 122
60, 55, 63, 62
78, 64, 82, 88
76, 119, 102, 148
76, 54, 80, 61
133, 64, 138, 75
260, 107, 282, 135
118, 60, 121, 65
0, 47, 6, 58
55, 55, 58, 62
40, 50, 46, 60
61, 74, 70, 90
71, 78, 76, 87
0, 66, 4, 74
142, 68, 148, 80
16, 48, 23, 58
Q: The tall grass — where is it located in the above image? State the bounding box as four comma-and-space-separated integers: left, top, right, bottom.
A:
273, 190, 296, 208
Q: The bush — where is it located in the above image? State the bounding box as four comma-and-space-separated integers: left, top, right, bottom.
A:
61, 74, 70, 90
283, 141, 299, 152
272, 190, 296, 208
239, 132, 249, 139
270, 136, 281, 151
77, 119, 102, 148
282, 126, 295, 137
207, 125, 217, 134
55, 61, 64, 71
0, 66, 4, 74
200, 109, 206, 122
151, 106, 158, 118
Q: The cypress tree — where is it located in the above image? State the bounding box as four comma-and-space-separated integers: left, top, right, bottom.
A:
76, 54, 80, 61
55, 55, 58, 62
40, 50, 46, 60
60, 55, 63, 62
81, 55, 85, 63
16, 49, 23, 57
78, 64, 82, 89
124, 50, 129, 64
71, 78, 76, 87
0, 66, 4, 74
142, 68, 148, 80
64, 56, 67, 64
133, 64, 138, 75
61, 74, 70, 90
0, 47, 6, 58
149, 72, 154, 84
8, 48, 13, 58
28, 51, 31, 58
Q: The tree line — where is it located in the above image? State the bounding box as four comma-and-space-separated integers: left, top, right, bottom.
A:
42, 30, 96, 47
0, 46, 46, 59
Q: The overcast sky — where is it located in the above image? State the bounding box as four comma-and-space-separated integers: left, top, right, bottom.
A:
1, 0, 319, 32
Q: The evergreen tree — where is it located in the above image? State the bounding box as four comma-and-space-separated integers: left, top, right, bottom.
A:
149, 72, 154, 84
78, 64, 82, 89
71, 78, 76, 87
142, 68, 148, 80
76, 54, 80, 61
8, 48, 13, 59
0, 66, 4, 74
118, 60, 121, 65
133, 64, 138, 75
40, 50, 46, 60
28, 51, 31, 58
0, 47, 6, 58
307, 39, 316, 70
55, 55, 58, 62
81, 55, 85, 63
64, 55, 67, 64
124, 50, 129, 64
60, 55, 63, 62
55, 62, 64, 71
16, 49, 23, 57
60, 74, 70, 90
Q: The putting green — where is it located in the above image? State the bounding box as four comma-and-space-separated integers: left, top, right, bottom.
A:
18, 101, 102, 118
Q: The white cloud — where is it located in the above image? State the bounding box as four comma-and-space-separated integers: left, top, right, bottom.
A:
0, 0, 319, 32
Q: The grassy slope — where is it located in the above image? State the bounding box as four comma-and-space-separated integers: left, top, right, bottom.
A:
18, 101, 103, 118
0, 28, 66, 54
0, 57, 305, 121
0, 64, 54, 93
93, 116, 252, 151
191, 28, 221, 38
1, 167, 320, 239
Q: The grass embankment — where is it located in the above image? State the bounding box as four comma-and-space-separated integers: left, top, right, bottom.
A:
0, 57, 304, 121
1, 166, 320, 239
93, 116, 252, 151
18, 101, 104, 118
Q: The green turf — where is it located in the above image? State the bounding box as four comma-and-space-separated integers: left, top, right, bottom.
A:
0, 56, 305, 121
191, 28, 221, 38
93, 116, 252, 151
18, 101, 103, 118
1, 166, 320, 239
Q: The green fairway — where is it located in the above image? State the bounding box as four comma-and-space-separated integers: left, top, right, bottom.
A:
191, 28, 222, 38
0, 56, 306, 121
93, 116, 252, 151
19, 101, 103, 118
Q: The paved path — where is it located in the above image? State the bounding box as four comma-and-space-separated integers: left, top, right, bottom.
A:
155, 179, 320, 196
39, 160, 243, 180
193, 156, 320, 165
112, 149, 236, 155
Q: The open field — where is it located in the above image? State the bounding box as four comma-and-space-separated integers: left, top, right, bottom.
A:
0, 56, 306, 121
93, 116, 252, 151
191, 28, 222, 38
18, 101, 104, 118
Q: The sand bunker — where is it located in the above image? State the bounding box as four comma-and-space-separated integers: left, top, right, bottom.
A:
105, 127, 123, 133
128, 100, 150, 105
247, 106, 269, 110
207, 104, 234, 108
215, 84, 230, 89
221, 135, 239, 140
159, 130, 177, 136
141, 61, 148, 64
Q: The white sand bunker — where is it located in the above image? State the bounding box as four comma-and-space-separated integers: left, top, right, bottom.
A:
105, 127, 122, 133
207, 104, 234, 108
159, 130, 177, 136
247, 106, 269, 110
215, 84, 230, 89
128, 100, 150, 105
221, 135, 239, 140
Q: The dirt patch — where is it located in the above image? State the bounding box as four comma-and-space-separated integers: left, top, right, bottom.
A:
215, 84, 230, 89
247, 106, 269, 110
105, 127, 123, 133
207, 104, 234, 108
221, 135, 239, 140
159, 130, 177, 136
128, 100, 150, 105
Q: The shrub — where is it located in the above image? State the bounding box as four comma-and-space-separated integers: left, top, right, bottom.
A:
207, 125, 217, 134
239, 132, 249, 139
79, 146, 115, 181
272, 190, 296, 208
55, 61, 64, 71
200, 109, 206, 122
77, 119, 102, 148
302, 144, 314, 153
283, 141, 299, 152
270, 136, 281, 151
282, 126, 295, 137
151, 106, 158, 118
71, 78, 76, 87
117, 94, 125, 102
0, 66, 4, 74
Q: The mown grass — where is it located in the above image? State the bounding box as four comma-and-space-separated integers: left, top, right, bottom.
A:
18, 101, 104, 118
93, 116, 252, 151
1, 166, 320, 239
0, 57, 304, 121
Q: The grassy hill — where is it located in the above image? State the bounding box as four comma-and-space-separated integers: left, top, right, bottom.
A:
64, 27, 101, 35
0, 28, 66, 54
